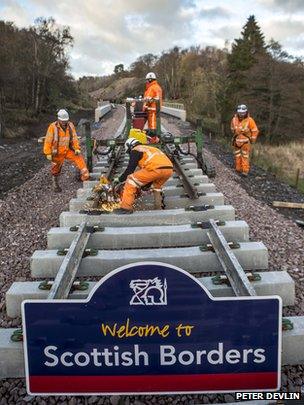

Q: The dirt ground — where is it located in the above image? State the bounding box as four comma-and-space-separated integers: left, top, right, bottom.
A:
0, 110, 93, 199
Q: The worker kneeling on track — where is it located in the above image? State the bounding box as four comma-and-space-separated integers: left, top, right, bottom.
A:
113, 138, 173, 215
231, 104, 259, 177
43, 109, 90, 192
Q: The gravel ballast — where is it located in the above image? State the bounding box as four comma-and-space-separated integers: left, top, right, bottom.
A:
0, 112, 303, 402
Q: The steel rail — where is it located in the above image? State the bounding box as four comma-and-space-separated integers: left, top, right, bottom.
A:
105, 110, 127, 180
105, 145, 124, 180
163, 143, 199, 200
48, 221, 90, 299
207, 219, 257, 296
91, 113, 127, 208
47, 109, 127, 297
161, 124, 199, 200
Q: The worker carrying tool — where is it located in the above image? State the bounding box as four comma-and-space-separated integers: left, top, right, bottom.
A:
113, 138, 173, 215
143, 72, 162, 143
231, 104, 259, 176
43, 109, 89, 192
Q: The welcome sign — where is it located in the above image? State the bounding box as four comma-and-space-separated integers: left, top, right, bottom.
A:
22, 262, 281, 395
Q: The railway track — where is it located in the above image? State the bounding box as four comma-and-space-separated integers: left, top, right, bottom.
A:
0, 110, 303, 397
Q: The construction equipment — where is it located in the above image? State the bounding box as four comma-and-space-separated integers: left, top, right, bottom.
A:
86, 175, 121, 212
93, 98, 215, 178
89, 98, 215, 214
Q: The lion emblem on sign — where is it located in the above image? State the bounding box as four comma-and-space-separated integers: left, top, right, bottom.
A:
129, 277, 167, 305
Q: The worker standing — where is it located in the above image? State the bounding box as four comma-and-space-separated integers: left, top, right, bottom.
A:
231, 104, 259, 176
143, 72, 162, 143
113, 138, 173, 214
43, 109, 89, 192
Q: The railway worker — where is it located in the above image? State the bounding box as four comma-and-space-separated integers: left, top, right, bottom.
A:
43, 109, 89, 192
231, 104, 259, 176
113, 138, 173, 214
143, 72, 162, 143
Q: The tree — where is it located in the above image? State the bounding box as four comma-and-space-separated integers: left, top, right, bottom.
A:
156, 47, 183, 99
0, 18, 77, 136
129, 54, 158, 78
114, 64, 124, 74
30, 17, 73, 113
241, 41, 304, 142
228, 15, 266, 75
220, 15, 267, 135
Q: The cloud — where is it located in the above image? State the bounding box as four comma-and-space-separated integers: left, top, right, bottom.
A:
209, 16, 304, 54
284, 35, 304, 53
2, 0, 304, 77
0, 0, 31, 26
259, 0, 304, 11
263, 18, 304, 40
210, 24, 242, 43
23, 0, 195, 77
199, 6, 231, 19
263, 19, 304, 57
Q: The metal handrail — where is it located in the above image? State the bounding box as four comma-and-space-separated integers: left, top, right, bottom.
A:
162, 101, 185, 110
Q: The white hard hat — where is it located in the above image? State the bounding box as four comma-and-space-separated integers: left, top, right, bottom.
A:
125, 137, 141, 153
237, 104, 248, 114
145, 72, 156, 80
57, 109, 69, 121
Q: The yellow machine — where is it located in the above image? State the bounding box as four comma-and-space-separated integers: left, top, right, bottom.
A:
128, 128, 147, 144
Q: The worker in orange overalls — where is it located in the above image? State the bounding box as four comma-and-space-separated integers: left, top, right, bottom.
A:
231, 104, 259, 177
43, 109, 89, 192
143, 72, 162, 143
113, 138, 173, 214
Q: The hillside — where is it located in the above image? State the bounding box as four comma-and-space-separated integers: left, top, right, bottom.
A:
90, 76, 140, 101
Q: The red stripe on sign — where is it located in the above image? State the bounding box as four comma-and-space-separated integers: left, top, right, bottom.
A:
30, 372, 278, 393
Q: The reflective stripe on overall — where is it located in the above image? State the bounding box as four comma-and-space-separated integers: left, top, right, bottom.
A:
120, 145, 173, 210
52, 122, 74, 155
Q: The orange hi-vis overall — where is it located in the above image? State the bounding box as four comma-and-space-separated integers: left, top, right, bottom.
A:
120, 145, 173, 210
144, 80, 163, 130
231, 115, 259, 174
43, 121, 89, 181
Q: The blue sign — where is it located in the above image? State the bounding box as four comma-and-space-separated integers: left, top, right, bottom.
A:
22, 262, 281, 395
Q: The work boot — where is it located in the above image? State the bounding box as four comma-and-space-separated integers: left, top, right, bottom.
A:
153, 190, 163, 210
113, 208, 133, 215
52, 176, 62, 192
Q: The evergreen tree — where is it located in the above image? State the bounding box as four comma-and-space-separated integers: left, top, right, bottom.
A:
228, 15, 266, 74
221, 15, 267, 135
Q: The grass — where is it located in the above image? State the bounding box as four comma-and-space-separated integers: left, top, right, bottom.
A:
210, 135, 304, 194
251, 141, 304, 193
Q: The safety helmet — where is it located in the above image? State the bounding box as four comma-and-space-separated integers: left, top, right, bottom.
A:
57, 109, 69, 121
145, 72, 156, 80
125, 137, 141, 153
237, 104, 248, 118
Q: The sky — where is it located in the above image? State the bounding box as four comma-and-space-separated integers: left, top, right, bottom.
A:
1, 0, 304, 78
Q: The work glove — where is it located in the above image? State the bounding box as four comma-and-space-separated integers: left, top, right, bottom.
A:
46, 154, 52, 161
74, 149, 81, 155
